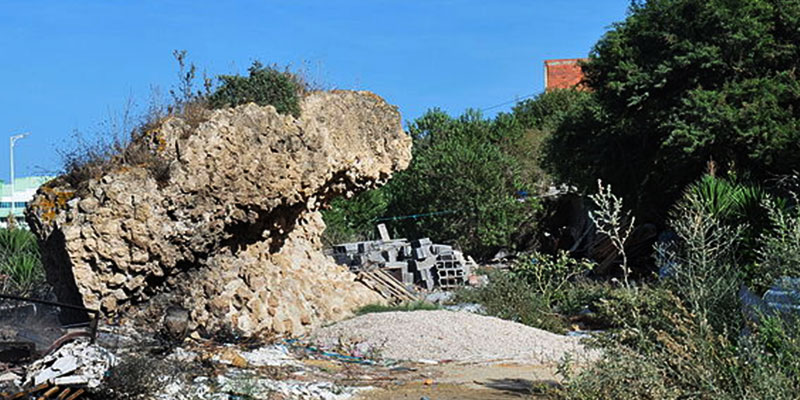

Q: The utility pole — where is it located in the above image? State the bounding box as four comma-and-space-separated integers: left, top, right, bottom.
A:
9, 132, 30, 225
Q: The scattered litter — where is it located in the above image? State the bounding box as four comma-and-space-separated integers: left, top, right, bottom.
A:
424, 291, 454, 304
285, 339, 377, 366
0, 371, 20, 383
218, 372, 358, 400
241, 345, 301, 367
443, 302, 485, 314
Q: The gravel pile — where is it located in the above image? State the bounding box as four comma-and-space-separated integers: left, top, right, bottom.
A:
311, 310, 598, 364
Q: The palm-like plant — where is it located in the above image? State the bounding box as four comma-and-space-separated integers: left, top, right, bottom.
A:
0, 228, 45, 295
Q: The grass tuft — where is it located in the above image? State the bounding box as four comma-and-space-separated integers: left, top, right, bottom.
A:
355, 301, 441, 315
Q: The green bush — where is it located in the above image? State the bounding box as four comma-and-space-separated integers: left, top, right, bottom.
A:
560, 302, 800, 400
321, 189, 388, 246
753, 197, 800, 291
660, 187, 743, 329
454, 270, 567, 333
0, 228, 45, 295
380, 109, 540, 259
208, 61, 307, 117
512, 250, 594, 306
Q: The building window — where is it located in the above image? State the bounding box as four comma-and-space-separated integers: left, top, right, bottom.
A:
14, 202, 26, 208
0, 202, 10, 208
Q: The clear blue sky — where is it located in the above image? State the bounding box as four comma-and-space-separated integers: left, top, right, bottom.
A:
0, 0, 630, 180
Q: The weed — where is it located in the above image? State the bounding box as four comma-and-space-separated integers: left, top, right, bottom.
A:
355, 300, 440, 315
57, 53, 314, 195
512, 250, 594, 307
589, 180, 635, 287
454, 270, 568, 333
556, 183, 800, 399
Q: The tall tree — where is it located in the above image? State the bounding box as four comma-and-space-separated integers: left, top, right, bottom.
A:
546, 0, 800, 221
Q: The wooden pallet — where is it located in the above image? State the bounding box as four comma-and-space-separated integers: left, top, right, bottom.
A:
356, 269, 417, 304
2, 383, 84, 400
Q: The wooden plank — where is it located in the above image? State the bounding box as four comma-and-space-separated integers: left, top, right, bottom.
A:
357, 269, 416, 303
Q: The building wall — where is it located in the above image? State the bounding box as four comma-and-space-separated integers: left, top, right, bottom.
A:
0, 176, 54, 228
544, 58, 587, 91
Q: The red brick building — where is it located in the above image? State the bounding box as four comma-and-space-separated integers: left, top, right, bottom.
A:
544, 58, 587, 91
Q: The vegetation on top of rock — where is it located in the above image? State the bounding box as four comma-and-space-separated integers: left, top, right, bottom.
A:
208, 61, 308, 117
55, 54, 310, 195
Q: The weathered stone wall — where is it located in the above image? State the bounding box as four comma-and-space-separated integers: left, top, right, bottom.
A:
27, 90, 411, 337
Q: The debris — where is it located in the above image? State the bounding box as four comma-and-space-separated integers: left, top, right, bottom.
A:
333, 228, 475, 291
443, 303, 485, 314
423, 291, 453, 305
24, 340, 116, 389
0, 342, 34, 364
240, 345, 299, 368
52, 376, 87, 386
356, 269, 417, 304
214, 347, 249, 369
763, 277, 800, 314
217, 373, 357, 400
0, 371, 20, 383
162, 306, 189, 340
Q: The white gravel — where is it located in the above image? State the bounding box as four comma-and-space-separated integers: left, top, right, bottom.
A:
311, 310, 598, 364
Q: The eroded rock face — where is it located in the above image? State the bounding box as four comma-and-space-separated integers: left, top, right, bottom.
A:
27, 91, 411, 336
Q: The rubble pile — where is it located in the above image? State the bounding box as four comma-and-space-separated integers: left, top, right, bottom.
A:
26, 90, 412, 337
24, 340, 115, 389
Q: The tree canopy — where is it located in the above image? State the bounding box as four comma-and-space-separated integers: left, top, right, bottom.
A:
546, 0, 800, 221
323, 109, 540, 259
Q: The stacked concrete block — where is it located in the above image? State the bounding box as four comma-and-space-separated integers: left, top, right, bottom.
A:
332, 225, 473, 291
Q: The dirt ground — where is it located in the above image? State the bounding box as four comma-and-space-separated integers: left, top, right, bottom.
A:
353, 362, 560, 400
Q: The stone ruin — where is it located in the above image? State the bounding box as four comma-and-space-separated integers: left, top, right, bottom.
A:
25, 90, 412, 337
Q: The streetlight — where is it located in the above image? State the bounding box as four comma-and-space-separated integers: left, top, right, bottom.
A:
9, 132, 30, 224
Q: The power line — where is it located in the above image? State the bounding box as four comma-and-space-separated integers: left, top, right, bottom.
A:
480, 92, 539, 112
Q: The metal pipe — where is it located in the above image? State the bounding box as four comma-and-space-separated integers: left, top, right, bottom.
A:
0, 293, 99, 342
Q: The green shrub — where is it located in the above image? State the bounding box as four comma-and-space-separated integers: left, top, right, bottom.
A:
208, 61, 308, 117
454, 270, 568, 333
380, 109, 540, 259
512, 250, 594, 306
560, 301, 800, 400
0, 228, 45, 295
754, 197, 800, 291
660, 187, 743, 329
321, 189, 388, 246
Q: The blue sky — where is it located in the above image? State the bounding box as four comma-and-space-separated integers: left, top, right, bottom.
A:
0, 1, 630, 179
